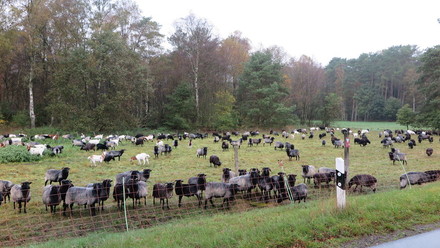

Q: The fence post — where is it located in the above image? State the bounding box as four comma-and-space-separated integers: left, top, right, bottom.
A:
336, 158, 346, 209
234, 145, 239, 175
122, 177, 129, 232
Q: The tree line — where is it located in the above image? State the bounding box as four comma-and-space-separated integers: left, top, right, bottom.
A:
0, 0, 438, 132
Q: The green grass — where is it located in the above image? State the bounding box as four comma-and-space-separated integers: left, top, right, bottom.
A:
332, 121, 410, 131
27, 182, 440, 248
0, 121, 438, 247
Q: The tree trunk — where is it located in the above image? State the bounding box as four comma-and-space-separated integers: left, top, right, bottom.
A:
29, 60, 36, 128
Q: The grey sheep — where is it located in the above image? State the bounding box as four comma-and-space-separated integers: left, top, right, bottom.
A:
274, 141, 284, 150
348, 174, 377, 193
228, 170, 260, 197
152, 182, 174, 210
44, 167, 70, 186
301, 165, 317, 183
291, 183, 308, 203
42, 179, 73, 213
0, 180, 14, 203
196, 147, 208, 158
115, 169, 152, 184
188, 173, 207, 192
11, 181, 32, 213
400, 172, 431, 189
204, 182, 240, 209
64, 183, 102, 216
318, 167, 336, 174
86, 179, 113, 210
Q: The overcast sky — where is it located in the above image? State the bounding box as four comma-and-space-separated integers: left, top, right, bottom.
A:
136, 0, 440, 66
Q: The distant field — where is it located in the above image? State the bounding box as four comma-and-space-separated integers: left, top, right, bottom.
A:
332, 121, 409, 131
0, 124, 438, 247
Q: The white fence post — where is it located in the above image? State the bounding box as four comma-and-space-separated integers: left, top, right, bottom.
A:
336, 157, 346, 209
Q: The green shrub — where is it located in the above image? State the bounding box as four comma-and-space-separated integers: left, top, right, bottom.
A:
0, 145, 42, 163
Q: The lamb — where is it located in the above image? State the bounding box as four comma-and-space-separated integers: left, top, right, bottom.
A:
348, 174, 377, 193
152, 182, 174, 210
209, 155, 222, 167
88, 154, 104, 166
426, 148, 433, 156
400, 172, 431, 189
228, 170, 260, 197
0, 180, 14, 203
116, 169, 152, 184
44, 167, 70, 186
286, 148, 300, 161
175, 179, 201, 207
196, 147, 208, 158
221, 168, 236, 183
204, 182, 240, 209
64, 183, 103, 216
11, 182, 32, 213
301, 165, 316, 184
130, 153, 150, 165
42, 179, 73, 213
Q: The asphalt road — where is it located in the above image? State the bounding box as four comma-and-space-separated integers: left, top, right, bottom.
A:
370, 229, 440, 248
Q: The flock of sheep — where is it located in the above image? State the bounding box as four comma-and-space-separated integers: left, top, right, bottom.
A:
0, 127, 439, 217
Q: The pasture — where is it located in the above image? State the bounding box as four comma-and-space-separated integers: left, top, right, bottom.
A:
0, 126, 439, 247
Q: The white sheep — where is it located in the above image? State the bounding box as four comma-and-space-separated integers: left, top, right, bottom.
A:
29, 147, 46, 156
87, 154, 104, 166
130, 153, 150, 165
88, 139, 100, 145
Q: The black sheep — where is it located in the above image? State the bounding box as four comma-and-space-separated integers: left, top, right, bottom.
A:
174, 180, 201, 207
209, 155, 222, 167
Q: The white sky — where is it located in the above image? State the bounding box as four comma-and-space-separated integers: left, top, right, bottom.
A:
136, 0, 440, 66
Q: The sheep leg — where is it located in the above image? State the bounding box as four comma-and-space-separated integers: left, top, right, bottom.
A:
44, 180, 48, 186
13, 201, 15, 209
90, 204, 96, 216
178, 195, 183, 208
204, 199, 209, 209
166, 198, 170, 209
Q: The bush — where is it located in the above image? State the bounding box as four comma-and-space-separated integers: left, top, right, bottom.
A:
0, 145, 42, 163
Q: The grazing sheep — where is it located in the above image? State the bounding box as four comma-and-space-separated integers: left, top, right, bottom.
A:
152, 182, 174, 210
116, 169, 152, 184
72, 139, 85, 147
209, 155, 222, 167
318, 167, 336, 174
408, 140, 415, 149
333, 139, 343, 148
42, 179, 73, 213
286, 148, 300, 161
400, 172, 431, 189
301, 165, 316, 184
29, 146, 46, 156
426, 148, 433, 157
11, 182, 32, 213
96, 143, 109, 151
104, 149, 126, 162
0, 180, 14, 203
175, 180, 201, 207
64, 183, 103, 216
291, 183, 308, 203
424, 170, 440, 182
348, 174, 377, 193
204, 182, 240, 209
44, 167, 70, 186
80, 143, 96, 151
222, 168, 236, 183
88, 154, 104, 166
196, 147, 208, 158
230, 139, 242, 148
174, 139, 178, 149
153, 146, 159, 158
130, 153, 150, 165
263, 137, 275, 146
322, 140, 326, 146
274, 141, 284, 150
389, 148, 407, 165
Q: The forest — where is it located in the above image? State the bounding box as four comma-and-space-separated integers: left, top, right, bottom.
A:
0, 0, 439, 132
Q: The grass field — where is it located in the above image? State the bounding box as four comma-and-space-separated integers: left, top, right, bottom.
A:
0, 122, 438, 247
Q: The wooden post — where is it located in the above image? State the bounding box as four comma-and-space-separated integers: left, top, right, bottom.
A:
344, 132, 350, 183
336, 158, 346, 209
234, 145, 239, 175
